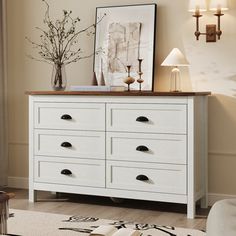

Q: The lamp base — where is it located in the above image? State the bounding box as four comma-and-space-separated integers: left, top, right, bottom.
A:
170, 67, 181, 92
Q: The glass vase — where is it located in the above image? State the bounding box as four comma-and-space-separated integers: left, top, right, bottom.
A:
51, 63, 66, 91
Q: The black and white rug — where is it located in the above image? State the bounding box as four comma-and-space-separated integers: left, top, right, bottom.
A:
6, 209, 206, 236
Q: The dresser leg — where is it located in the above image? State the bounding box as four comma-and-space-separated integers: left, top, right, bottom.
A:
29, 189, 37, 202
187, 202, 195, 219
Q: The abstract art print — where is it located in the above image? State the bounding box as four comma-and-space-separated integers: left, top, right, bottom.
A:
94, 4, 156, 91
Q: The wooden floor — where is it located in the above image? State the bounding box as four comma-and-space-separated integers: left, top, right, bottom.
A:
7, 188, 209, 231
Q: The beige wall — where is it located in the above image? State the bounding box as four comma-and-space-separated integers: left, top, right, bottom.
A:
6, 0, 236, 196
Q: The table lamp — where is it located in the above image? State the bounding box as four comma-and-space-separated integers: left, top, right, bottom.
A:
161, 48, 189, 92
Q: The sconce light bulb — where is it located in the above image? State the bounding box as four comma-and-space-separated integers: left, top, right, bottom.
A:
216, 5, 222, 14
209, 0, 228, 12
189, 0, 207, 14
195, 7, 200, 16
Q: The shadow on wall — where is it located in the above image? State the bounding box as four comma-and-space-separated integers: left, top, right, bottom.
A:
209, 94, 236, 154
208, 94, 236, 195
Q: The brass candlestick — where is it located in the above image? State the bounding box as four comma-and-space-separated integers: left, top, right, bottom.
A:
123, 65, 135, 91
137, 59, 144, 91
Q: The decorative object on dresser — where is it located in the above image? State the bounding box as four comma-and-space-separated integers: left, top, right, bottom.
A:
92, 72, 99, 86
161, 48, 189, 92
94, 4, 156, 91
123, 65, 135, 91
26, 0, 104, 91
189, 0, 228, 42
69, 85, 125, 92
137, 59, 144, 91
27, 91, 210, 219
99, 58, 106, 86
70, 85, 110, 91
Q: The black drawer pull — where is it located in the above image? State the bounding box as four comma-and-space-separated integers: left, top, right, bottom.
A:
136, 145, 149, 152
61, 114, 72, 120
136, 174, 149, 181
136, 116, 149, 122
61, 142, 72, 148
61, 169, 72, 175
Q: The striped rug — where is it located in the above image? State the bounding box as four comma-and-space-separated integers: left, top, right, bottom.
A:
6, 209, 206, 236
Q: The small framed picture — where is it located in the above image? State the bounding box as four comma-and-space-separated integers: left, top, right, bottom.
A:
94, 4, 156, 91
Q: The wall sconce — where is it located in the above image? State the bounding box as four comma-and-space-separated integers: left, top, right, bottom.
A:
189, 0, 228, 42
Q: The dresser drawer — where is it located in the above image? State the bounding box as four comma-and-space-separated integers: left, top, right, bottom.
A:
34, 157, 105, 187
106, 161, 186, 194
106, 103, 187, 134
34, 130, 105, 159
107, 132, 186, 164
34, 102, 105, 131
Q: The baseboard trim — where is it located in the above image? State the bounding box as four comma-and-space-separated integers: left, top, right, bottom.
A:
7, 177, 236, 205
8, 176, 28, 189
209, 151, 236, 157
208, 193, 236, 206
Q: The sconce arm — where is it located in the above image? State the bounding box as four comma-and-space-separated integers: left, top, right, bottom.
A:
214, 12, 224, 40
193, 14, 202, 40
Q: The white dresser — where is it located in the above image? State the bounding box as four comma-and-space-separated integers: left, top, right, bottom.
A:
28, 91, 210, 219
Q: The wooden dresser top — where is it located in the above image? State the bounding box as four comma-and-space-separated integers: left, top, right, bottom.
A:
26, 91, 211, 96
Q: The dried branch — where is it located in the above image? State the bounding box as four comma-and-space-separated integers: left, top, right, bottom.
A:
26, 54, 53, 65
26, 0, 105, 66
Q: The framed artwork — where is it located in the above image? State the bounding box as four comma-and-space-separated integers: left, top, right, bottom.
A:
94, 4, 156, 91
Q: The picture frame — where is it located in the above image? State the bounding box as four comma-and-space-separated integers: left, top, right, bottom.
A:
93, 4, 156, 91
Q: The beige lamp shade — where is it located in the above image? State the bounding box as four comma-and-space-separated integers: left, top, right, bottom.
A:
189, 0, 207, 12
161, 48, 189, 67
209, 0, 228, 11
